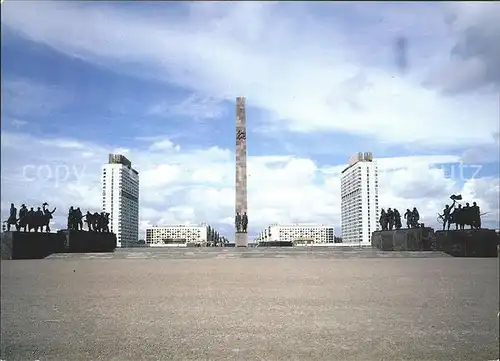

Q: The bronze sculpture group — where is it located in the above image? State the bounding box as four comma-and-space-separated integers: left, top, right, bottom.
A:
438, 194, 483, 231
235, 212, 248, 233
4, 202, 56, 232
2, 202, 110, 233
68, 206, 110, 232
379, 207, 420, 231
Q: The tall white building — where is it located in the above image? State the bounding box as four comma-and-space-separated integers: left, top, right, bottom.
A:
255, 224, 335, 244
145, 223, 224, 246
341, 152, 379, 244
102, 154, 139, 248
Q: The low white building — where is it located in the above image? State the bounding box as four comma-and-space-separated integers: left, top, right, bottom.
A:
255, 224, 335, 244
145, 223, 224, 247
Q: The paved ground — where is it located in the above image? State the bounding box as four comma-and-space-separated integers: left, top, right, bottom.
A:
46, 247, 452, 259
1, 248, 499, 360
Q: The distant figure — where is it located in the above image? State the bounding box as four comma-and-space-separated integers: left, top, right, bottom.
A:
453, 204, 464, 230
241, 212, 248, 233
404, 209, 412, 229
235, 212, 242, 233
386, 208, 395, 230
68, 206, 75, 230
6, 203, 18, 231
85, 211, 93, 231
379, 209, 387, 230
463, 203, 471, 229
26, 207, 35, 232
471, 202, 481, 229
411, 207, 420, 228
442, 204, 452, 231
394, 209, 402, 230
42, 203, 56, 232
18, 204, 28, 232
75, 207, 83, 230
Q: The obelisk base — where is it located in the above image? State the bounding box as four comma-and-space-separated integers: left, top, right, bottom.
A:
235, 232, 248, 247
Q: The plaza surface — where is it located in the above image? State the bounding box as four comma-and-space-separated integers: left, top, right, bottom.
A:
1, 247, 499, 361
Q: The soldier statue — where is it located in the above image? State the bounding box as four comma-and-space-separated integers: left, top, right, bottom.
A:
411, 207, 420, 228
235, 212, 242, 233
6, 203, 18, 231
18, 204, 28, 232
438, 194, 483, 231
379, 209, 388, 231
471, 201, 481, 229
386, 208, 395, 230
241, 212, 248, 233
394, 208, 402, 230
403, 209, 412, 228
42, 203, 56, 232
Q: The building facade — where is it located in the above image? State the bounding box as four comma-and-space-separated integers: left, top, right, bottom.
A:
145, 223, 226, 246
255, 224, 335, 244
340, 152, 379, 244
102, 154, 139, 248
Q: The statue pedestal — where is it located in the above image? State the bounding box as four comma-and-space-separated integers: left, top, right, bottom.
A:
1, 232, 13, 260
235, 232, 248, 247
1, 231, 66, 260
434, 229, 499, 257
371, 227, 435, 251
58, 230, 117, 253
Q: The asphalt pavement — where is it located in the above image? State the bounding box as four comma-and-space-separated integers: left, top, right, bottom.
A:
1, 248, 498, 360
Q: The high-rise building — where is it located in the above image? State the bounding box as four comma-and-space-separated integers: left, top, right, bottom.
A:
254, 224, 335, 244
341, 152, 379, 244
102, 154, 139, 248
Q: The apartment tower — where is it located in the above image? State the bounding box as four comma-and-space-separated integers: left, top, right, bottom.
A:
102, 154, 139, 247
340, 152, 379, 244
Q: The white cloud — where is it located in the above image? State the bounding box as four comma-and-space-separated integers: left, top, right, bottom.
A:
1, 131, 498, 240
2, 1, 498, 149
149, 94, 226, 121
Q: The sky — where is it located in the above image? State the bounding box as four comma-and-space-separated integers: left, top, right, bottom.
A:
1, 1, 499, 241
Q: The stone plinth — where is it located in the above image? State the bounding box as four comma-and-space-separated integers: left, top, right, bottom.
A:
235, 232, 248, 247
1, 232, 13, 260
371, 227, 436, 251
258, 241, 294, 247
59, 230, 117, 253
434, 229, 499, 257
1, 231, 66, 260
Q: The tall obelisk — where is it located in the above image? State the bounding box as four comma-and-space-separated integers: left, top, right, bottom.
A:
235, 97, 248, 247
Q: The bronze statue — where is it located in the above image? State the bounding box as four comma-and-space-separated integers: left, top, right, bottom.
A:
68, 208, 109, 232
379, 209, 388, 230
380, 206, 421, 230
235, 212, 242, 233
6, 203, 18, 231
18, 204, 28, 231
386, 208, 394, 230
438, 194, 485, 230
241, 212, 248, 233
4, 202, 56, 232
411, 207, 420, 227
394, 208, 402, 230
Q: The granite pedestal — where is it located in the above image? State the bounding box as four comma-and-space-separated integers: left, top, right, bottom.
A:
235, 232, 248, 247
371, 227, 436, 251
258, 241, 294, 247
1, 231, 66, 260
434, 229, 499, 257
58, 230, 117, 253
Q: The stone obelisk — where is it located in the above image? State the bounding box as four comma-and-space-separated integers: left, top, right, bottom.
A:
235, 97, 248, 247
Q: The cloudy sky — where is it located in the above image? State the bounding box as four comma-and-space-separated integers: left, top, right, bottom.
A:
1, 1, 499, 240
